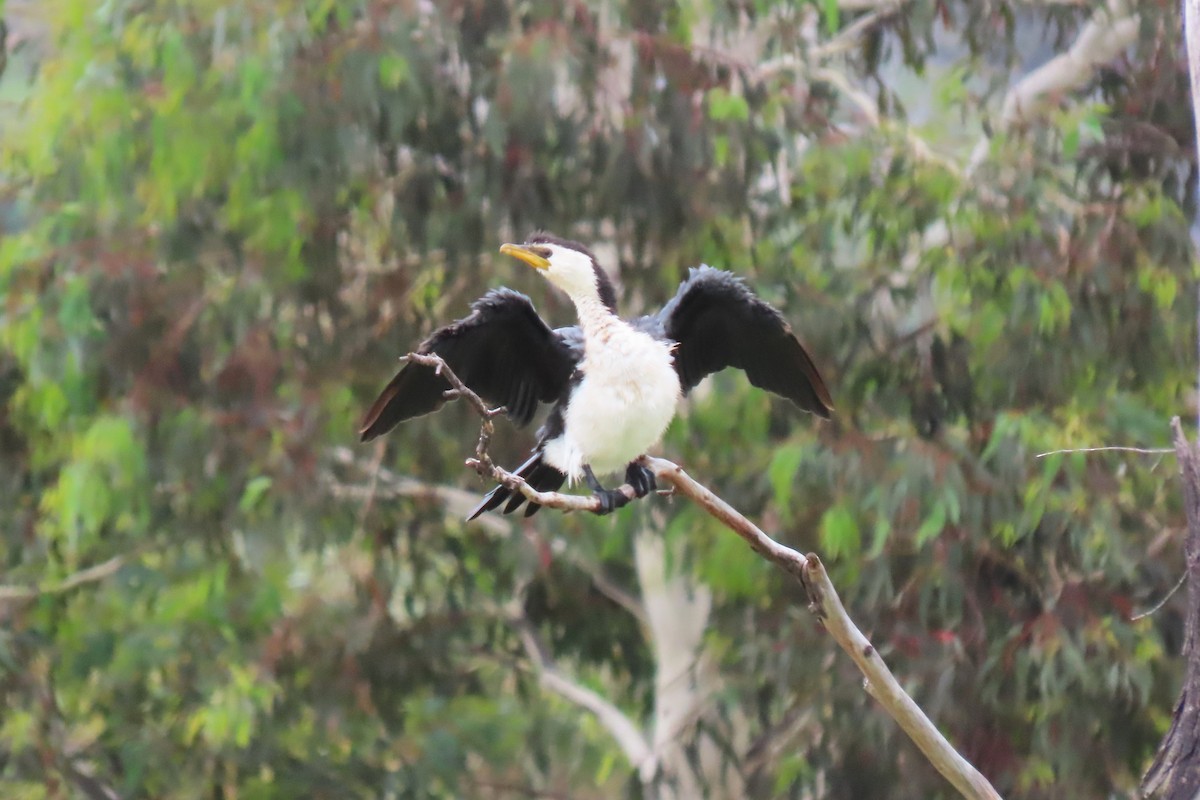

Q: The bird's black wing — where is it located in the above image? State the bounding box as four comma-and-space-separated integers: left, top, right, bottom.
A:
359, 289, 578, 441
656, 266, 833, 417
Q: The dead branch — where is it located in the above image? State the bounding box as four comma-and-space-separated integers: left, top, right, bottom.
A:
413, 352, 1001, 799
1142, 3, 1200, 790
403, 353, 638, 515
1035, 446, 1175, 458
643, 458, 1002, 800
1142, 418, 1200, 798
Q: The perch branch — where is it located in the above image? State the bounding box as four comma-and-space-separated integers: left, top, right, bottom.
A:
405, 353, 638, 515
643, 458, 1002, 800
416, 354, 1001, 798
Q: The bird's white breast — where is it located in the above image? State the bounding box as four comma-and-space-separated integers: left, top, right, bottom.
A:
543, 317, 681, 482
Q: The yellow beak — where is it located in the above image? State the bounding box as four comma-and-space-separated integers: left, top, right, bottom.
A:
499, 243, 550, 271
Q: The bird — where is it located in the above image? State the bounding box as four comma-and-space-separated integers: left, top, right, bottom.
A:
359, 233, 833, 519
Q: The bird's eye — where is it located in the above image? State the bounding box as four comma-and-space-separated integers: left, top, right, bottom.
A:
530, 246, 552, 259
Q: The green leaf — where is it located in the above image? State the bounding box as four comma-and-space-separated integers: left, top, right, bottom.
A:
1062, 127, 1080, 159
239, 476, 273, 513
819, 505, 860, 560
822, 0, 840, 34
867, 515, 891, 558
774, 754, 811, 793
379, 54, 410, 89
707, 88, 749, 122
768, 443, 806, 510
915, 501, 947, 547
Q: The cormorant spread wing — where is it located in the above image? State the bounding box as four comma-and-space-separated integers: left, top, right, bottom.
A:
359, 288, 577, 441
656, 266, 834, 418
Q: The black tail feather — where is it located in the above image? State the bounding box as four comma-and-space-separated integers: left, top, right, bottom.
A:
467, 452, 566, 520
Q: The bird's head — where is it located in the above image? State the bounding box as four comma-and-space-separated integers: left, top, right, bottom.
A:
499, 233, 617, 311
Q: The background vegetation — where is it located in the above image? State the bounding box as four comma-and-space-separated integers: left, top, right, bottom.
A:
0, 0, 1195, 797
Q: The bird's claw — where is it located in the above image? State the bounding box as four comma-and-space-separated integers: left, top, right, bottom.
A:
624, 462, 657, 498
592, 488, 631, 516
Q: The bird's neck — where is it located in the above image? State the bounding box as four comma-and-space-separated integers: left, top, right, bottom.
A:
572, 294, 621, 339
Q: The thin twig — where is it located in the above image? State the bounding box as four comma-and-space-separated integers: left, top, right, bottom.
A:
564, 552, 649, 628
1034, 446, 1175, 458
1132, 571, 1189, 621
328, 446, 510, 535
406, 353, 638, 515
0, 554, 129, 602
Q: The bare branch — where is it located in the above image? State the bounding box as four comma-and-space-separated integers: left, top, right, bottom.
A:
642, 456, 1003, 800
512, 609, 654, 772
1143, 416, 1200, 797
423, 353, 1002, 798
969, 0, 1139, 170
803, 557, 1002, 800
0, 554, 128, 603
405, 353, 639, 515
999, 0, 1137, 128
1035, 446, 1175, 458
643, 457, 809, 580
327, 446, 509, 535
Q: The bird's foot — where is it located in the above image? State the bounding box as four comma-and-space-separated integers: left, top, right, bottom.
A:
592, 488, 631, 516
624, 461, 657, 498
583, 464, 632, 516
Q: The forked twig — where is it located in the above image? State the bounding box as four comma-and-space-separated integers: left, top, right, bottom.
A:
406, 352, 636, 514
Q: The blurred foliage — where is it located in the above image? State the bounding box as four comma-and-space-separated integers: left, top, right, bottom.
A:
0, 0, 1195, 798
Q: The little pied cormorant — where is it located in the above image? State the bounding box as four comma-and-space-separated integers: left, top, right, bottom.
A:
359, 233, 833, 518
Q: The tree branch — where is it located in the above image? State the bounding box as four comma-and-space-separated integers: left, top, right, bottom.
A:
642, 458, 1002, 800
327, 446, 510, 535
0, 554, 129, 603
511, 605, 655, 773
417, 353, 1001, 798
968, 0, 1139, 170
1141, 437, 1200, 790
404, 353, 639, 515
1141, 3, 1200, 789
565, 551, 649, 628
811, 1, 907, 60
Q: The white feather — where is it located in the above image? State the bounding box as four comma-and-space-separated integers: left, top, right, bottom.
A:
540, 291, 681, 483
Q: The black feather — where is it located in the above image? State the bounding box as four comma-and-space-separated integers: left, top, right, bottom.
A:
359, 289, 578, 441
361, 248, 832, 522
467, 452, 567, 519
655, 266, 833, 417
